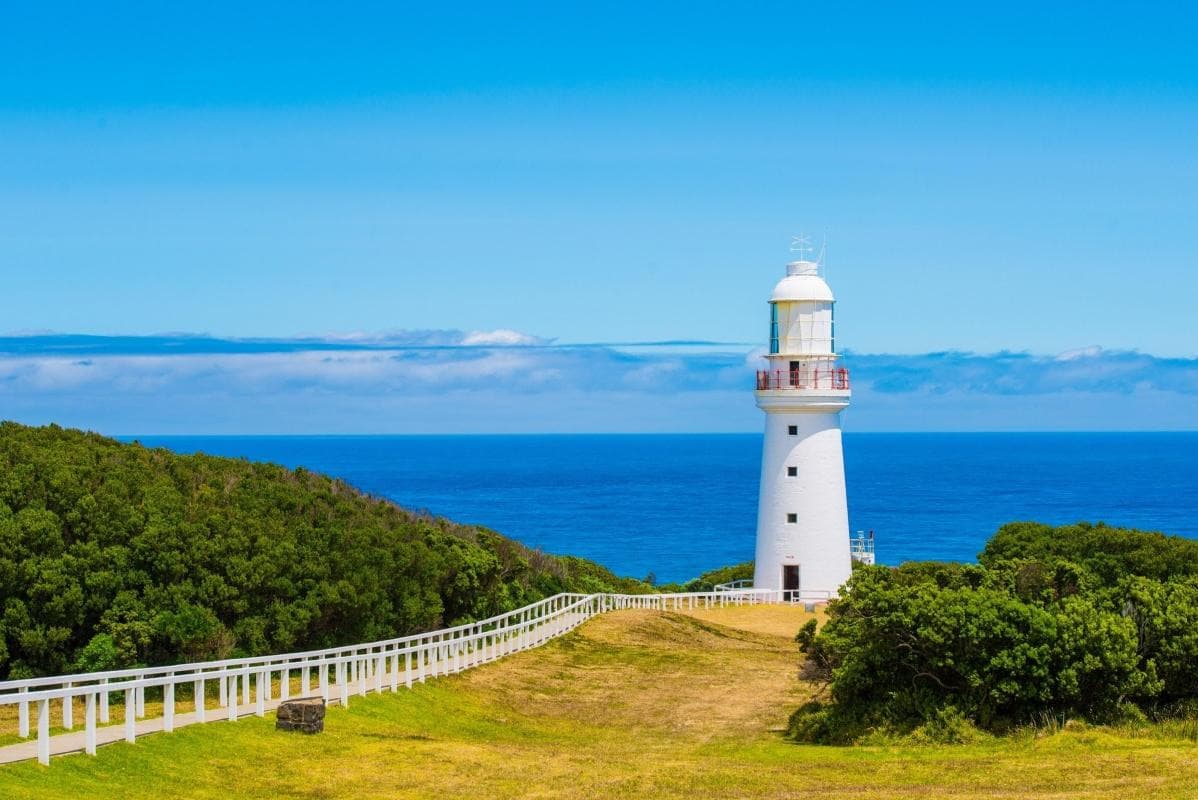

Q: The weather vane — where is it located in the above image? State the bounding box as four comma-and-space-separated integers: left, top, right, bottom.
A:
789, 234, 813, 259
790, 232, 827, 270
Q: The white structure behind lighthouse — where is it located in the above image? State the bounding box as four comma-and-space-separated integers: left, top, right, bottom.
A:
753, 258, 853, 601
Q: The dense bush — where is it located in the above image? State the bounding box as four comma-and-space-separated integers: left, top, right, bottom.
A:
791, 521, 1198, 742
0, 422, 655, 679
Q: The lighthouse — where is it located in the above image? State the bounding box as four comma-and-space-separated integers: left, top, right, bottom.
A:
753, 256, 853, 601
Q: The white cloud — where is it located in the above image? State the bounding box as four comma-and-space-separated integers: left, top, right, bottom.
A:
1, 332, 1197, 432
460, 329, 545, 346
1055, 345, 1105, 361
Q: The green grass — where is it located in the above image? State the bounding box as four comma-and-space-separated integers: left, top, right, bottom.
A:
2, 605, 1198, 799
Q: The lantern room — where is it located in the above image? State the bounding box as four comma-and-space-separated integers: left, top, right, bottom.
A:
767, 260, 835, 358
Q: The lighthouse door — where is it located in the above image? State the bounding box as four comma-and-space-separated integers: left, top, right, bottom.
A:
782, 565, 801, 602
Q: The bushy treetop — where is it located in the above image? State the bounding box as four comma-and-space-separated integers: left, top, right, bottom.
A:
0, 422, 647, 679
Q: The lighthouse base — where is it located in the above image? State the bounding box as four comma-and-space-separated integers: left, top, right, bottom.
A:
752, 409, 852, 601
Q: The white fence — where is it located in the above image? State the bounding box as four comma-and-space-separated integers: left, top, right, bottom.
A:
0, 588, 804, 766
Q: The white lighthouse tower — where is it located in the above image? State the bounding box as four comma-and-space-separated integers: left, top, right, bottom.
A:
752, 252, 854, 601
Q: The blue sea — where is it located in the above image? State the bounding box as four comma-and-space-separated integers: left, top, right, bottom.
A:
124, 433, 1198, 584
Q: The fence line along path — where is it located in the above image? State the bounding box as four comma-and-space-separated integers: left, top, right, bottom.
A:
0, 587, 814, 766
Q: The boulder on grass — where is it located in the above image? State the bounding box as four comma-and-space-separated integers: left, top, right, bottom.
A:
276, 697, 326, 734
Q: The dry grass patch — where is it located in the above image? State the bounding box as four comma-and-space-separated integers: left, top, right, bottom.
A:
458, 608, 815, 740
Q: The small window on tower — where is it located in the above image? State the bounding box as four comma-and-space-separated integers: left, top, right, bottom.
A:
786, 513, 798, 523
787, 466, 798, 477
788, 425, 798, 436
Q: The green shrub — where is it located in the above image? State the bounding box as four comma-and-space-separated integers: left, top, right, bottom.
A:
909, 707, 987, 745
73, 633, 122, 673
793, 523, 1198, 743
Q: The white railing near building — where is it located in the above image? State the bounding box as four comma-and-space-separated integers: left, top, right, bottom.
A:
713, 580, 833, 604
851, 531, 876, 565
712, 579, 754, 592
0, 588, 800, 766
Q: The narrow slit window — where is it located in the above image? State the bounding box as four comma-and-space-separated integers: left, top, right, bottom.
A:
786, 513, 798, 523
788, 425, 798, 436
787, 466, 798, 477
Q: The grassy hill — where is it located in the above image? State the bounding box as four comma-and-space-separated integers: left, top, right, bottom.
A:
0, 422, 652, 679
3, 604, 1198, 798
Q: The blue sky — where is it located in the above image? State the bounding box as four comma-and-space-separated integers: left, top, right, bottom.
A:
1, 2, 1196, 432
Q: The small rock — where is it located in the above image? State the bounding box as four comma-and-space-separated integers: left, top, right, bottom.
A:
276, 696, 326, 734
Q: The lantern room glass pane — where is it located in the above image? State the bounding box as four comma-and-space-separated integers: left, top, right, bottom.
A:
769, 304, 779, 354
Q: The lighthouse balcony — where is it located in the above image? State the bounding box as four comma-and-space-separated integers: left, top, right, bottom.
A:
755, 365, 850, 392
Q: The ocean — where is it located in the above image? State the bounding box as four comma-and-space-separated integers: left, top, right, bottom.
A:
124, 433, 1198, 584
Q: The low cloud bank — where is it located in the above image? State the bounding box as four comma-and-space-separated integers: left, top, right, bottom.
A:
0, 332, 1195, 432
850, 349, 1198, 396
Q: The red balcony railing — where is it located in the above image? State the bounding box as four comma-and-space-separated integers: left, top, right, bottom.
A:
756, 365, 850, 391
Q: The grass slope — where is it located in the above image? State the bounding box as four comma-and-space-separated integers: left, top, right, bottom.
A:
3, 606, 1198, 799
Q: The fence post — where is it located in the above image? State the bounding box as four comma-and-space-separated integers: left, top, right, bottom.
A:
256, 669, 266, 717
100, 677, 110, 723
37, 698, 50, 765
85, 692, 97, 755
339, 660, 350, 708
302, 663, 311, 696
228, 674, 239, 722
125, 689, 137, 741
18, 699, 29, 738
63, 682, 74, 730
195, 678, 206, 722
164, 682, 175, 732
219, 672, 228, 707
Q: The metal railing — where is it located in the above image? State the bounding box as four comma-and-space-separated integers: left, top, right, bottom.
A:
755, 365, 850, 391
712, 579, 754, 592
0, 588, 803, 766
851, 531, 877, 565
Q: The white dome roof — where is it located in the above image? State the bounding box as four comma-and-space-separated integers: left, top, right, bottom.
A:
769, 261, 834, 303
